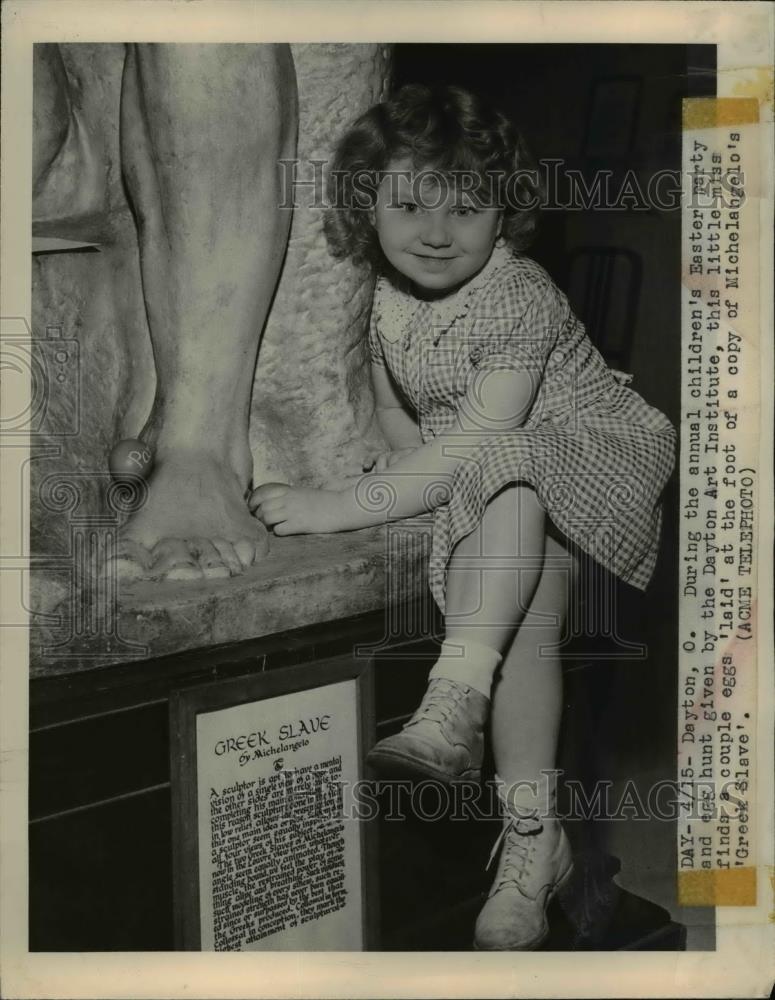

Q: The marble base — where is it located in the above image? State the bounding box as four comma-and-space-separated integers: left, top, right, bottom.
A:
30, 521, 432, 678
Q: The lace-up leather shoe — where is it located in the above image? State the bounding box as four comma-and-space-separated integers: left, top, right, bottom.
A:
366, 678, 488, 783
473, 814, 573, 950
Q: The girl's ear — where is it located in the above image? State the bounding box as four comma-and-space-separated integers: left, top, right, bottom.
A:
496, 213, 503, 239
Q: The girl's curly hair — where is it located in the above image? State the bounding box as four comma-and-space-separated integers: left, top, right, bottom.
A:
323, 83, 543, 269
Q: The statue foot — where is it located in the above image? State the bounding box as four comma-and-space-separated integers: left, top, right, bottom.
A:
105, 450, 268, 582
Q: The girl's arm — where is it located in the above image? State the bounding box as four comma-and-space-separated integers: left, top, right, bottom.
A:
338, 364, 538, 525
251, 365, 538, 534
372, 363, 423, 450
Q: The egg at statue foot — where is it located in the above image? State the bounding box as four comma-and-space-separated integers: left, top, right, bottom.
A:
108, 439, 154, 481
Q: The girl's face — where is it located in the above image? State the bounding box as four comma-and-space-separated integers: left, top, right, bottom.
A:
373, 158, 502, 295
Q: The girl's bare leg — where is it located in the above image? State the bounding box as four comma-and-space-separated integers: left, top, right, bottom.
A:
435, 483, 546, 694
474, 536, 576, 952
367, 484, 547, 781
490, 534, 574, 786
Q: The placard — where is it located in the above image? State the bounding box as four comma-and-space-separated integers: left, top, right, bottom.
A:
170, 655, 376, 951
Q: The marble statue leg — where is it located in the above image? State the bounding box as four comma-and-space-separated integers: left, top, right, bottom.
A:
109, 44, 297, 580
33, 44, 70, 194
32, 43, 106, 240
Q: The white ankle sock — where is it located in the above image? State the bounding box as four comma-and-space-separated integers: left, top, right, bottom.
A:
428, 639, 503, 699
494, 770, 560, 823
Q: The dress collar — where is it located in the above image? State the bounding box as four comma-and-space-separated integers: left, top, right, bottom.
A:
375, 242, 513, 347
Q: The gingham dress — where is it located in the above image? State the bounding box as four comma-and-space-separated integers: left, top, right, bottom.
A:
369, 243, 677, 612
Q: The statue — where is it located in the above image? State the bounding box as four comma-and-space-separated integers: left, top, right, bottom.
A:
32, 43, 391, 588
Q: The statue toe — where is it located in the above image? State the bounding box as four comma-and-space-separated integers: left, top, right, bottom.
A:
211, 538, 244, 575
234, 534, 266, 568
103, 539, 154, 580
151, 538, 203, 580
192, 538, 231, 579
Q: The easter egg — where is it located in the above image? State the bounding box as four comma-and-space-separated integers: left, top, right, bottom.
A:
108, 439, 154, 481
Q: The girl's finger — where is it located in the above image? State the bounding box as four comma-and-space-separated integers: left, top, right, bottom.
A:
273, 519, 301, 536
375, 453, 389, 473
253, 505, 271, 526
258, 497, 286, 516
259, 506, 288, 528
249, 482, 290, 510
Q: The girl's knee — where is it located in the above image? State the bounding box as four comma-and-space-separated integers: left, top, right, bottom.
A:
480, 482, 545, 555
492, 482, 544, 524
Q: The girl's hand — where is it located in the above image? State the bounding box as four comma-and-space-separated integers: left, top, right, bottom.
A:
362, 447, 418, 473
249, 482, 347, 535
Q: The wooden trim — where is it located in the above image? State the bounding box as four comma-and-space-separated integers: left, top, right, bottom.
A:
31, 607, 393, 727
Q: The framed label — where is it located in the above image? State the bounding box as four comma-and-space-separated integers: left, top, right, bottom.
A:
170, 654, 377, 951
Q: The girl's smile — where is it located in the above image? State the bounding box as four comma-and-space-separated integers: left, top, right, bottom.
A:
374, 159, 502, 295
413, 253, 456, 272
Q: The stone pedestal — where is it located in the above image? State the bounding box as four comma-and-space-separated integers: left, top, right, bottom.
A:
31, 521, 431, 677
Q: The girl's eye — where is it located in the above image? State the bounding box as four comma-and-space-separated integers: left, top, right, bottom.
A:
452, 206, 478, 217
397, 201, 419, 214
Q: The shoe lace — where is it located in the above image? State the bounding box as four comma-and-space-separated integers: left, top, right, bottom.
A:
405, 678, 468, 729
486, 816, 542, 889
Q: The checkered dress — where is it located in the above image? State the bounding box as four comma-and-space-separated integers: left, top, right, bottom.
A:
369, 244, 677, 612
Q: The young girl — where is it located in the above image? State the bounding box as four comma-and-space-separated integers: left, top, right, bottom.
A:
250, 84, 676, 950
